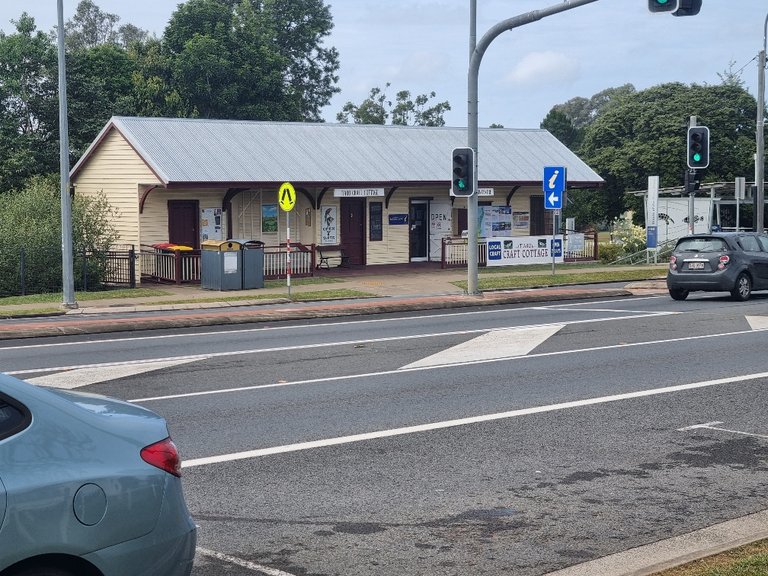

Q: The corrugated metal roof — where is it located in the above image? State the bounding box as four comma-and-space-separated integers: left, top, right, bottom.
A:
72, 116, 603, 187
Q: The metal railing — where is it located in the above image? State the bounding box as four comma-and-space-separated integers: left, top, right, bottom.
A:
607, 238, 677, 266
0, 245, 137, 298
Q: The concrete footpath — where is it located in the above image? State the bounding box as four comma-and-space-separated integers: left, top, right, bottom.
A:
0, 265, 668, 340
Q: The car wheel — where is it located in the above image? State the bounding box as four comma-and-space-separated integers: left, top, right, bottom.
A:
669, 288, 689, 301
731, 272, 752, 301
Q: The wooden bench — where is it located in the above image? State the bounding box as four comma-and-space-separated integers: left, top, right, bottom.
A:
316, 247, 350, 269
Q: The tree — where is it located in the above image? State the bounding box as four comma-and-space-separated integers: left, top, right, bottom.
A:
64, 0, 120, 50
575, 82, 757, 227
547, 84, 636, 133
161, 0, 339, 121
540, 109, 582, 149
336, 83, 451, 126
0, 14, 59, 192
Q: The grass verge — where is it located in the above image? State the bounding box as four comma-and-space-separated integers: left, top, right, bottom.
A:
652, 539, 768, 576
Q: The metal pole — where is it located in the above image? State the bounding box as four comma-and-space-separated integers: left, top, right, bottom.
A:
57, 0, 76, 308
466, 0, 478, 295
466, 0, 600, 295
756, 12, 767, 232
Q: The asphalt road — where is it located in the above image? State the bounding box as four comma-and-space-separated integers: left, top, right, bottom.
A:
3, 292, 768, 575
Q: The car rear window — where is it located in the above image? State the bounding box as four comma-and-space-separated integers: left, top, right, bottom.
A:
738, 236, 762, 251
675, 238, 729, 252
0, 398, 30, 440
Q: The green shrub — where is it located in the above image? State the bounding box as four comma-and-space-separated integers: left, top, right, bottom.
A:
0, 175, 120, 295
598, 242, 623, 264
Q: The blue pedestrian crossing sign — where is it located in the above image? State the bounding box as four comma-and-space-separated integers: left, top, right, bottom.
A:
543, 166, 566, 210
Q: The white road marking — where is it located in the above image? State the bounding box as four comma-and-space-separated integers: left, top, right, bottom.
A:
401, 325, 563, 369
0, 303, 673, 351
678, 421, 768, 440
4, 312, 672, 378
131, 325, 768, 403
196, 547, 297, 576
182, 371, 768, 469
26, 359, 200, 389
746, 315, 768, 330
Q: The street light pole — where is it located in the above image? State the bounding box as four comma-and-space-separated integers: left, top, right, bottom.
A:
465, 0, 600, 295
756, 12, 767, 233
57, 0, 76, 308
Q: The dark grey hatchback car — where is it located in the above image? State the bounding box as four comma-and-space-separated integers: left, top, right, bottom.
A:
666, 232, 768, 301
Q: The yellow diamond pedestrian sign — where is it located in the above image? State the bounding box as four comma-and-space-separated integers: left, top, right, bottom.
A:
279, 182, 296, 212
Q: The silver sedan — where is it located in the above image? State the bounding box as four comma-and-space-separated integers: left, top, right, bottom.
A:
0, 373, 196, 576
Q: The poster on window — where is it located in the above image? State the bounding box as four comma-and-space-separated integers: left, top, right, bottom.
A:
429, 201, 453, 260
320, 205, 338, 244
479, 206, 512, 237
262, 204, 278, 233
200, 208, 223, 241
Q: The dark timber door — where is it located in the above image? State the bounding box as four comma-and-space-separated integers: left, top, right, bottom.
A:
409, 201, 428, 261
340, 198, 365, 265
168, 200, 200, 249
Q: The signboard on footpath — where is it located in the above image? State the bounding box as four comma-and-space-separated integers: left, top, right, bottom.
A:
486, 235, 565, 266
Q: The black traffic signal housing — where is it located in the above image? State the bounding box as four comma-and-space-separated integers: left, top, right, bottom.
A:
684, 170, 701, 195
451, 147, 475, 196
673, 0, 702, 16
687, 126, 710, 169
648, 0, 678, 12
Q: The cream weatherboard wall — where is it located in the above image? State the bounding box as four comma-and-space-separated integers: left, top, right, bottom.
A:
72, 129, 160, 248
140, 189, 225, 248
230, 190, 313, 246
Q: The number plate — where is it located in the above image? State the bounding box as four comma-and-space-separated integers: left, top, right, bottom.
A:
687, 261, 705, 270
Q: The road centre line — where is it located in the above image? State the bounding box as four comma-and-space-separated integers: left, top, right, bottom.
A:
0, 301, 671, 351
6, 312, 672, 377
132, 325, 764, 403
181, 371, 768, 469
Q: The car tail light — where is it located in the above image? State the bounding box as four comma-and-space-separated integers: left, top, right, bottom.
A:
669, 255, 677, 270
141, 437, 182, 477
718, 255, 730, 270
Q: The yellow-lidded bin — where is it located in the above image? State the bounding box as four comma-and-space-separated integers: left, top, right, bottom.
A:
201, 240, 242, 290
201, 240, 242, 252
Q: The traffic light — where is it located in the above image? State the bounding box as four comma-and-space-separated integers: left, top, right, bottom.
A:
451, 147, 475, 196
672, 0, 702, 16
648, 0, 678, 12
687, 126, 710, 169
684, 170, 701, 195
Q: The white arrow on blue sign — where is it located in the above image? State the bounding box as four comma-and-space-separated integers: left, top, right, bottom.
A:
543, 166, 566, 210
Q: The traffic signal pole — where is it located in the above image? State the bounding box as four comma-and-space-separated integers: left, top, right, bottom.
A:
756, 12, 767, 233
465, 0, 600, 295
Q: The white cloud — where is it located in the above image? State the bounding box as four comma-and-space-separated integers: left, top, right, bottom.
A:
503, 51, 581, 87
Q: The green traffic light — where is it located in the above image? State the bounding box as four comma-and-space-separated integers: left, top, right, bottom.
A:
693, 153, 701, 162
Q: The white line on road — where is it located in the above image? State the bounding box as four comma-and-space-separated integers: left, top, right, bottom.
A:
132, 325, 765, 403
5, 312, 673, 378
196, 547, 297, 576
181, 370, 768, 469
678, 421, 768, 440
0, 302, 672, 351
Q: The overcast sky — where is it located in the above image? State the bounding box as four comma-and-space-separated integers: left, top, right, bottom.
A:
2, 1, 765, 129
